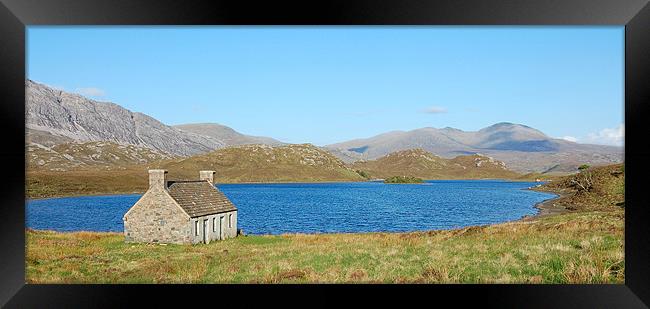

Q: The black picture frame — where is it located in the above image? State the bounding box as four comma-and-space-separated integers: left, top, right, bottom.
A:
1, 0, 649, 307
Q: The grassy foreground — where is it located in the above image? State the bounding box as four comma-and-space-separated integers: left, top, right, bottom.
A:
26, 209, 623, 284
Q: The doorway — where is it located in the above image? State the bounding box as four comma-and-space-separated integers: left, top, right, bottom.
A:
220, 216, 225, 240
203, 219, 209, 244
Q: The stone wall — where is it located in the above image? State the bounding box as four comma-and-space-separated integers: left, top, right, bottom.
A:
123, 186, 192, 244
190, 211, 238, 244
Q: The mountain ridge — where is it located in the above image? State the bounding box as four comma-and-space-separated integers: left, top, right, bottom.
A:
26, 80, 622, 174
173, 123, 284, 146
26, 80, 281, 156
325, 124, 622, 173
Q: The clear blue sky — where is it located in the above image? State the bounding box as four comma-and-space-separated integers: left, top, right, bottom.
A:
27, 26, 624, 146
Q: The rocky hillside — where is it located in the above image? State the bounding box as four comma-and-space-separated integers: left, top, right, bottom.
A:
26, 80, 224, 156
350, 149, 521, 180
326, 123, 622, 173
26, 80, 281, 157
174, 123, 284, 146
161, 144, 365, 183
26, 141, 174, 171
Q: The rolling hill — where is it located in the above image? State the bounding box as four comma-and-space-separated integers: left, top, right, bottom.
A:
27, 143, 365, 198
349, 149, 521, 180
162, 143, 364, 183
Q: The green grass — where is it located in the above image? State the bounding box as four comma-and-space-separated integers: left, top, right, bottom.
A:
26, 209, 624, 284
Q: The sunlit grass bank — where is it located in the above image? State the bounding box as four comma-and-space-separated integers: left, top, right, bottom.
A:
26, 209, 623, 284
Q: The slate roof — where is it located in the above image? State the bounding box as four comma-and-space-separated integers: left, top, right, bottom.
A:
166, 180, 237, 218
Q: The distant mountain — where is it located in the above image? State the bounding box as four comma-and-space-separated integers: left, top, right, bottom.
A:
162, 144, 364, 183
174, 123, 284, 146
26, 80, 281, 156
26, 80, 622, 175
326, 123, 622, 173
349, 149, 521, 180
26, 80, 222, 156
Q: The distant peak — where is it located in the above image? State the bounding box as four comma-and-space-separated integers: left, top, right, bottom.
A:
441, 126, 461, 131
491, 122, 515, 127
481, 122, 536, 131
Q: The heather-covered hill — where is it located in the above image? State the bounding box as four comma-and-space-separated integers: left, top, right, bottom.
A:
349, 149, 521, 180
27, 144, 365, 198
163, 144, 364, 183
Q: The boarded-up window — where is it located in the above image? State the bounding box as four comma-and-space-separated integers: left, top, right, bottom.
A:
229, 214, 232, 228
213, 217, 216, 232
194, 220, 199, 236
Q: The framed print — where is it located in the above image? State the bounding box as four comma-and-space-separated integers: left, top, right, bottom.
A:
1, 0, 649, 307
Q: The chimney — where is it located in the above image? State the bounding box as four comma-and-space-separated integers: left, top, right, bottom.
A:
199, 170, 216, 184
149, 169, 168, 189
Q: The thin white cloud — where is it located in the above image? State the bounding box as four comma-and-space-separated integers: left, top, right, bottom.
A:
422, 106, 447, 114
75, 87, 106, 97
584, 124, 624, 146
562, 136, 578, 142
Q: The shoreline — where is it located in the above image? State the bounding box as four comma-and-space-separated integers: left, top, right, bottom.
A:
26, 191, 146, 201
26, 178, 545, 200
519, 186, 570, 221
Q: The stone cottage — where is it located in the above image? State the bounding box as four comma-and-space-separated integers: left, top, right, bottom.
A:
123, 169, 238, 244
